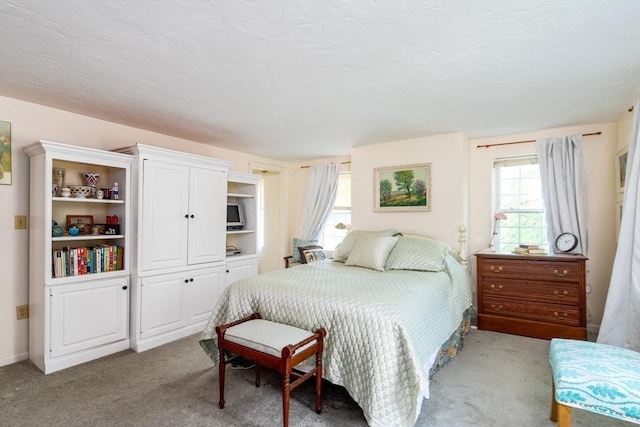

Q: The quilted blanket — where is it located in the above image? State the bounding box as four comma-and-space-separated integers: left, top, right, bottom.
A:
200, 255, 472, 427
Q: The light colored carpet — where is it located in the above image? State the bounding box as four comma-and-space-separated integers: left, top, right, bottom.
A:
0, 328, 632, 426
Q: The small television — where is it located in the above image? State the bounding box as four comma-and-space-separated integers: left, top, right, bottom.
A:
226, 203, 245, 230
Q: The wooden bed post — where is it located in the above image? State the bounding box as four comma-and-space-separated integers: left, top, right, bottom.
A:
457, 225, 468, 268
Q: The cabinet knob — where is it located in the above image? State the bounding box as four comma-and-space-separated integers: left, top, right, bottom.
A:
185, 214, 189, 218
184, 279, 189, 283
189, 278, 194, 282
489, 265, 503, 272
190, 214, 195, 218
122, 286, 128, 290
226, 270, 229, 273
553, 269, 568, 277
491, 304, 503, 310
490, 284, 503, 291
553, 312, 568, 318
554, 290, 569, 297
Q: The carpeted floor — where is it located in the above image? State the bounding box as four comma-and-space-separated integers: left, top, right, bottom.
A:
0, 328, 632, 426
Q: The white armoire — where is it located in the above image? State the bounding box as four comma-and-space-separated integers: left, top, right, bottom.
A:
118, 144, 232, 351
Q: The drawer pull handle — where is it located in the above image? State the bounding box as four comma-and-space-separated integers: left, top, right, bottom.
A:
553, 269, 569, 277
490, 284, 503, 291
553, 312, 568, 318
554, 290, 569, 297
491, 304, 503, 311
490, 265, 503, 272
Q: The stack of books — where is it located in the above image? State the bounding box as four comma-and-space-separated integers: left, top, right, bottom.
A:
513, 244, 547, 255
52, 245, 123, 278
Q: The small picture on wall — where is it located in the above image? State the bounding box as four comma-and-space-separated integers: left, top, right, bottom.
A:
0, 121, 11, 185
374, 163, 431, 212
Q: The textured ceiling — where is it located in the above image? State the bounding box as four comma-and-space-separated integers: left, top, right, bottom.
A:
1, 0, 639, 161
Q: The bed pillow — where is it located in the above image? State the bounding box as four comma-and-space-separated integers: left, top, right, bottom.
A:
302, 248, 326, 264
298, 245, 324, 264
345, 235, 399, 271
333, 229, 400, 262
292, 238, 318, 263
385, 235, 450, 272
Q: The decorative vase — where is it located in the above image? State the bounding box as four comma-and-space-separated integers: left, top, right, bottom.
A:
82, 172, 100, 187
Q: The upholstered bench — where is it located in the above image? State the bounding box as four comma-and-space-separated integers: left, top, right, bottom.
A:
549, 338, 640, 426
215, 313, 326, 427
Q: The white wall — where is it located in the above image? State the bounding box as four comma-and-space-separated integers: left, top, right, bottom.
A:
0, 96, 288, 367
469, 122, 618, 332
350, 132, 468, 251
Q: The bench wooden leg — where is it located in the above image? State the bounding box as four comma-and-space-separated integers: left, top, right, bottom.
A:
550, 381, 571, 426
218, 348, 226, 409
557, 403, 571, 427
550, 381, 557, 421
315, 350, 323, 414
282, 372, 291, 427
255, 364, 261, 387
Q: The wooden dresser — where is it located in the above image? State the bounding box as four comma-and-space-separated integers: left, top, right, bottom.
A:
476, 253, 587, 340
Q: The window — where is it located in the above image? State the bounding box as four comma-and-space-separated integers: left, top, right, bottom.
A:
493, 156, 548, 253
319, 172, 351, 251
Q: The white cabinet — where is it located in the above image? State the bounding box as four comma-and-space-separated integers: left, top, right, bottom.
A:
118, 144, 232, 352
226, 257, 259, 286
140, 160, 226, 271
139, 266, 226, 342
24, 140, 132, 374
50, 277, 129, 359
225, 172, 261, 281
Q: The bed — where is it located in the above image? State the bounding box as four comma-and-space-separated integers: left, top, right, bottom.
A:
200, 230, 473, 427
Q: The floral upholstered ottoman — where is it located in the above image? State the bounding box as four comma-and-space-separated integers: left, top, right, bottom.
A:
549, 338, 640, 426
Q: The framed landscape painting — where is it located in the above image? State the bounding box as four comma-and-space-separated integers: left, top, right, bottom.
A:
374, 163, 431, 212
0, 121, 11, 185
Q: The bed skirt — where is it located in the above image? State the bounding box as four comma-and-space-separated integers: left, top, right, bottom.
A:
428, 308, 471, 379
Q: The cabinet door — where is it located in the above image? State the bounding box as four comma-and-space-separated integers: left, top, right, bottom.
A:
140, 272, 187, 339
187, 266, 226, 324
226, 258, 258, 287
188, 167, 226, 265
50, 277, 129, 358
142, 160, 190, 271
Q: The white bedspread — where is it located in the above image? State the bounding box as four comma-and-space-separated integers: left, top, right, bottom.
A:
200, 256, 472, 427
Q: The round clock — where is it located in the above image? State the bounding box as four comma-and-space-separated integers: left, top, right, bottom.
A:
555, 232, 578, 252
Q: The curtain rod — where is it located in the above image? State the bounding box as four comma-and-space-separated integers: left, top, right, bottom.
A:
476, 132, 602, 149
300, 161, 351, 169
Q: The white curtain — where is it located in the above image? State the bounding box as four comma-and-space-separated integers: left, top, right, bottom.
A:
598, 98, 640, 351
299, 163, 341, 240
536, 135, 588, 255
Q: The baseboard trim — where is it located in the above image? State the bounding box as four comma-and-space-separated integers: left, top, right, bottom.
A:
0, 351, 29, 368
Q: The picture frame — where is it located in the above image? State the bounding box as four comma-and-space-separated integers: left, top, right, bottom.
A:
615, 146, 628, 193
0, 121, 11, 185
66, 215, 94, 235
374, 163, 431, 212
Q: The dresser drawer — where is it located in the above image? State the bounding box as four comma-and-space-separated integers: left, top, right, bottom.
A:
482, 296, 581, 326
481, 278, 580, 305
479, 258, 582, 282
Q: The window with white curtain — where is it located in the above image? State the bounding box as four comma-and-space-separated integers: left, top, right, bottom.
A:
318, 172, 351, 250
493, 156, 548, 253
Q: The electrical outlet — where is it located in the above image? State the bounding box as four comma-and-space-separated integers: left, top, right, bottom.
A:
15, 215, 27, 229
16, 304, 29, 320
